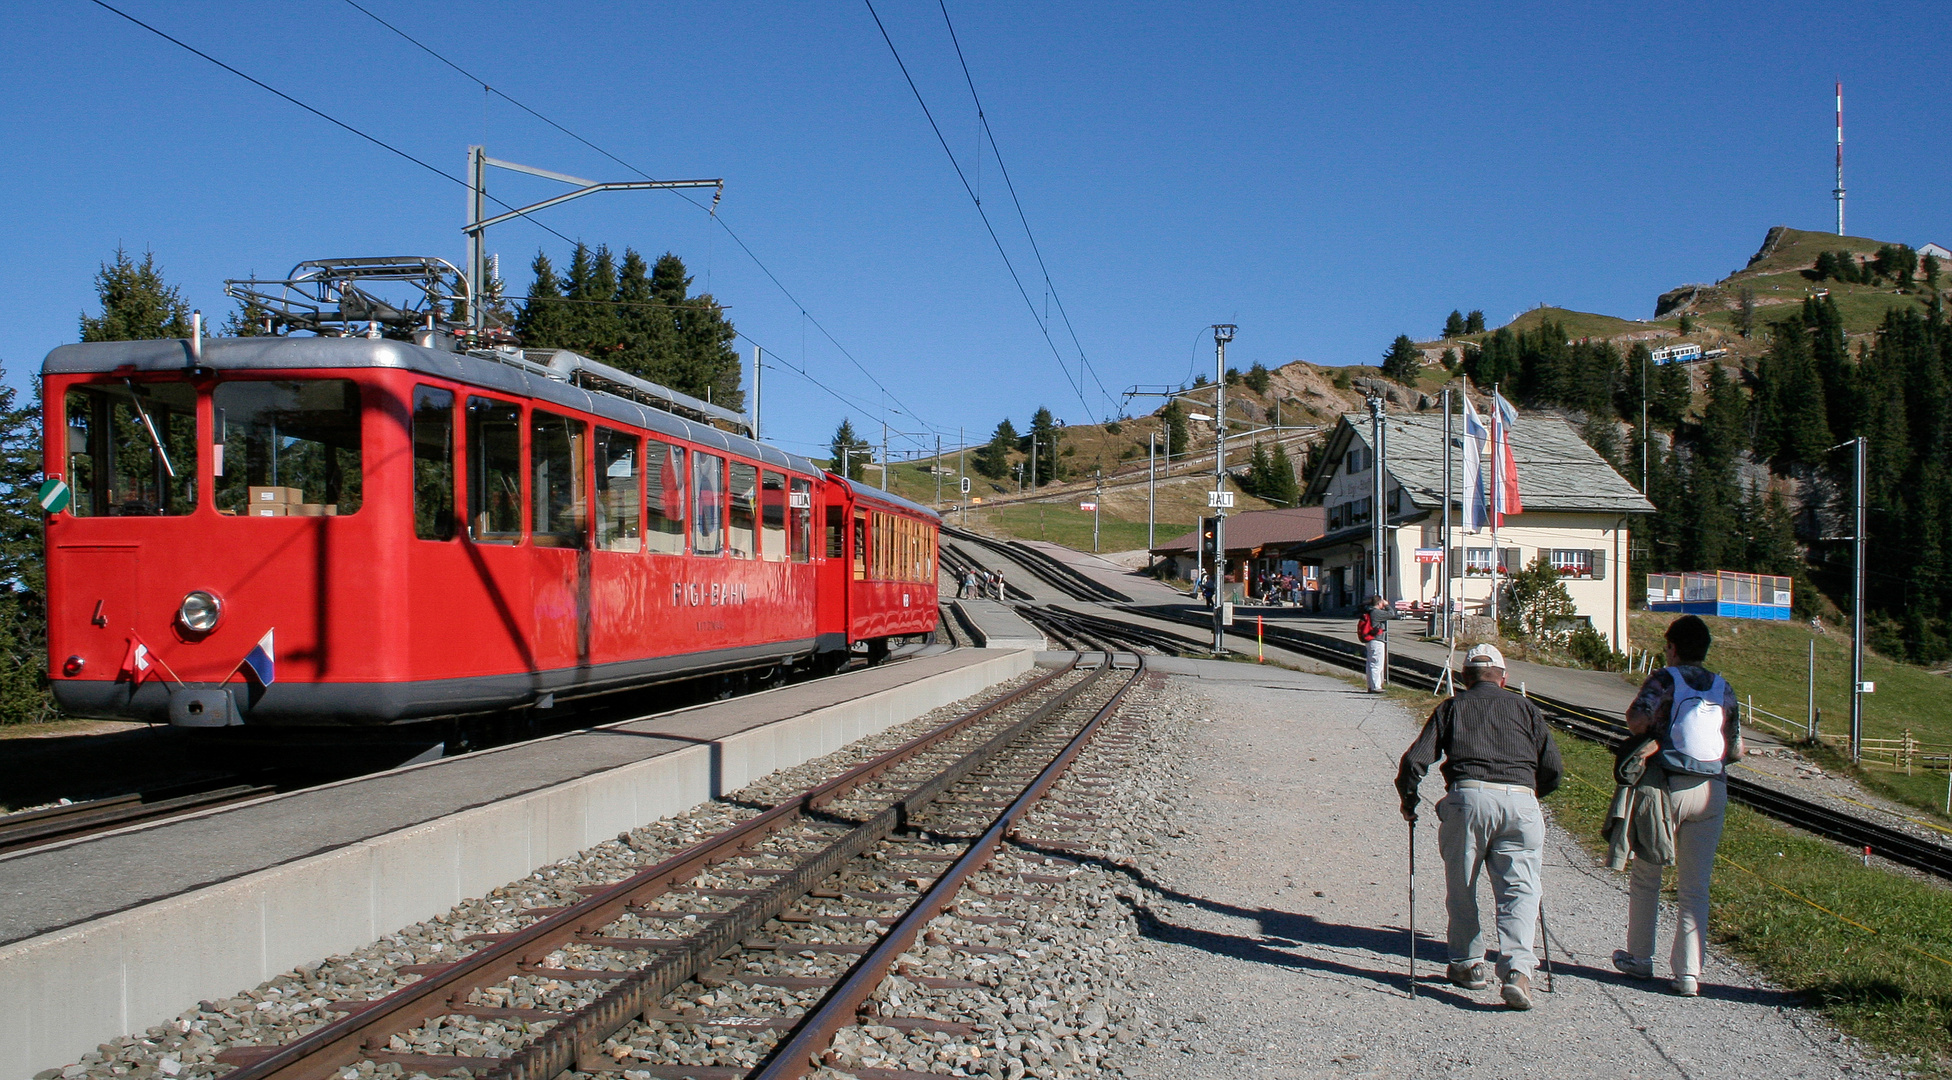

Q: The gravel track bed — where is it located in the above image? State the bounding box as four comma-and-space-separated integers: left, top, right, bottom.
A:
1730, 746, 1952, 875
36, 667, 1060, 1080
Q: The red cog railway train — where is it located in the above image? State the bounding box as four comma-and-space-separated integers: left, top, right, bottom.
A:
41, 336, 940, 726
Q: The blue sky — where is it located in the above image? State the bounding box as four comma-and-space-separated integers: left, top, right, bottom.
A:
3, 1, 1946, 460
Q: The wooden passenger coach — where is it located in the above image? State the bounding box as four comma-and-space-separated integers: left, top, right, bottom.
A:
42, 336, 939, 726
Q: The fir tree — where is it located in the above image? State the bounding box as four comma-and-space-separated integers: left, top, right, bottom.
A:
1381, 334, 1422, 385
0, 368, 47, 723
1264, 441, 1299, 506
1443, 310, 1466, 338
514, 251, 573, 344
1159, 399, 1190, 464
79, 247, 192, 342
1464, 310, 1486, 334
1243, 362, 1271, 395
1026, 406, 1064, 484
828, 419, 872, 481
973, 419, 1016, 479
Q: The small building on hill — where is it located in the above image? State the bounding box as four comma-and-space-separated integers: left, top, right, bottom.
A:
1920, 242, 1952, 264
1294, 410, 1654, 648
1151, 506, 1327, 604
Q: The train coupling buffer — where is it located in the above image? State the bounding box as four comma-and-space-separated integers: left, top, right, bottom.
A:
168, 686, 243, 727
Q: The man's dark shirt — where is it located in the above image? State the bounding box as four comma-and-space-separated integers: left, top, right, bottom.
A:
1395, 680, 1564, 813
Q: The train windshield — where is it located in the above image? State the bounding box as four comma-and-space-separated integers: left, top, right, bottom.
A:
213, 379, 363, 516
64, 380, 198, 516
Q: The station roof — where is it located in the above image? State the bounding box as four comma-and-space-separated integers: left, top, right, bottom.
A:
1152, 507, 1327, 555
1303, 410, 1654, 516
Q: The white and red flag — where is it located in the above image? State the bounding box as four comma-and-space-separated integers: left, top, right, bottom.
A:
1490, 390, 1524, 526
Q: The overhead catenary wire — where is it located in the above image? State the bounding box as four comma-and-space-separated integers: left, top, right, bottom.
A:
339, 0, 938, 438
85, 0, 581, 254
861, 0, 1100, 423
935, 0, 1113, 412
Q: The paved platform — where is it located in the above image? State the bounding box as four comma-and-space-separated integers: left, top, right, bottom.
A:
0, 648, 1032, 1078
1123, 667, 1873, 1078
949, 598, 1048, 650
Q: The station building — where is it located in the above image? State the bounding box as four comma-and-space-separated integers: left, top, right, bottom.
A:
1150, 506, 1327, 604
1292, 410, 1654, 648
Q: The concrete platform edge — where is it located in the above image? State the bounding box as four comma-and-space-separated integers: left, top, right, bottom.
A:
0, 649, 1032, 1077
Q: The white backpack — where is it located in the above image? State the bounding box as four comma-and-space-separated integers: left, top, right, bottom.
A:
1666, 668, 1728, 764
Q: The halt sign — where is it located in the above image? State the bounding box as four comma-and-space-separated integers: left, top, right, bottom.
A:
1079, 502, 1097, 512
1415, 548, 1444, 564
1207, 490, 1235, 509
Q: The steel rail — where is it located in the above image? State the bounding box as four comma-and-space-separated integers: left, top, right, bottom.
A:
1133, 603, 1952, 881
0, 783, 278, 855
220, 659, 1085, 1080
942, 527, 1128, 604
486, 661, 1115, 1080
753, 654, 1146, 1079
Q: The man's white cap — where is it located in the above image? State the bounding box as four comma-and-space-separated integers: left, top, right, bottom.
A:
1463, 643, 1506, 669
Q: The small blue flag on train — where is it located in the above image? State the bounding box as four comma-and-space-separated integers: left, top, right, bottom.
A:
243, 629, 275, 686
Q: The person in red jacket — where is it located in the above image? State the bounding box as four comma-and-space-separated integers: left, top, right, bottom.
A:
1357, 594, 1388, 692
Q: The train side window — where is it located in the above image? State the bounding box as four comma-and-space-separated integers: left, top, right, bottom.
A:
852, 510, 868, 580
692, 453, 725, 556
411, 387, 454, 540
824, 505, 844, 560
213, 379, 362, 516
594, 427, 640, 552
727, 461, 758, 558
789, 478, 813, 563
760, 471, 787, 562
466, 397, 523, 542
645, 440, 686, 555
531, 410, 587, 548
63, 380, 198, 516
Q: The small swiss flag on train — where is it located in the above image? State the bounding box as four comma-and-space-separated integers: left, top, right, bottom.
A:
118, 636, 156, 683
241, 629, 276, 686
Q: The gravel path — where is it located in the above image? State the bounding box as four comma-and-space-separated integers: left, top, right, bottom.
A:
1115, 669, 1900, 1080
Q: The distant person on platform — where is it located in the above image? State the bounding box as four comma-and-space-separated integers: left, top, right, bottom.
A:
1396, 643, 1563, 1011
1612, 615, 1742, 998
1357, 595, 1389, 692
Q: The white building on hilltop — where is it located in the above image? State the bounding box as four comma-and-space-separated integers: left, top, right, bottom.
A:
1294, 410, 1654, 648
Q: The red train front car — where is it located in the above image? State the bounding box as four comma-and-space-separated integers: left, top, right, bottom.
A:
42, 336, 939, 726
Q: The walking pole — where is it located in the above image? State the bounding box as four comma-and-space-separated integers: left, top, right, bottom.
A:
1538, 900, 1555, 993
1407, 817, 1418, 999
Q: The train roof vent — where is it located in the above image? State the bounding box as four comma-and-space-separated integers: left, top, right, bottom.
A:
470, 346, 752, 436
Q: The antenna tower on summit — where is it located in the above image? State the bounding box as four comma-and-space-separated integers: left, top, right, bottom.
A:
1834, 81, 1845, 236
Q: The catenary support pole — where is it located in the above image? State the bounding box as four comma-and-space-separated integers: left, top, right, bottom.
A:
958, 426, 966, 527
1442, 386, 1453, 645
1808, 639, 1816, 741
1148, 432, 1157, 552
1212, 325, 1236, 654
880, 420, 888, 490
752, 346, 762, 442
1092, 471, 1102, 552
1370, 396, 1387, 671
935, 434, 942, 509
1851, 435, 1865, 762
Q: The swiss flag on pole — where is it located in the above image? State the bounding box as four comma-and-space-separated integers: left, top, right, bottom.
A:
118, 636, 156, 684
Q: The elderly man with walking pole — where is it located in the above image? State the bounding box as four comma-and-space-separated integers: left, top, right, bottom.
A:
1395, 643, 1563, 1009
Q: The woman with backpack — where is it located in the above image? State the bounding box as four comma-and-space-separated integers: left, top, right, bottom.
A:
1613, 615, 1743, 997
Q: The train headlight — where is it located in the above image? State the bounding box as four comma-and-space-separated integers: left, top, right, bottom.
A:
178, 591, 222, 633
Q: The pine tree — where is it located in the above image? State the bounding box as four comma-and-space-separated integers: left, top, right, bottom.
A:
1381, 334, 1421, 385
514, 251, 573, 345
1026, 406, 1064, 484
1160, 399, 1190, 464
1813, 251, 1838, 281
1264, 441, 1299, 506
1924, 253, 1941, 291
1752, 317, 1830, 465
1734, 288, 1757, 339
220, 297, 273, 337
828, 419, 872, 481
1243, 362, 1270, 395
79, 247, 192, 341
1651, 357, 1691, 426
1464, 310, 1486, 334
973, 419, 1017, 479
1443, 310, 1466, 338
0, 367, 47, 723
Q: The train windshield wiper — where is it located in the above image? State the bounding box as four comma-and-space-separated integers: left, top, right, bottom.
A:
122, 378, 177, 479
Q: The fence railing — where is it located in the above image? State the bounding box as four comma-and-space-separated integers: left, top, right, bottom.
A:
1737, 695, 1950, 775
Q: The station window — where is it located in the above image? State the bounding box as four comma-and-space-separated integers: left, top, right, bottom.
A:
213, 379, 362, 517
760, 471, 788, 562
595, 427, 641, 552
64, 380, 198, 516
789, 478, 813, 564
411, 387, 454, 541
693, 453, 725, 556
467, 397, 523, 542
645, 440, 685, 555
531, 410, 586, 548
728, 461, 758, 558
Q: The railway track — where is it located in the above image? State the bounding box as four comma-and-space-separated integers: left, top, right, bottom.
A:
0, 781, 278, 855
211, 654, 1146, 1080
1014, 605, 1202, 658
941, 527, 1130, 604
1131, 603, 1952, 882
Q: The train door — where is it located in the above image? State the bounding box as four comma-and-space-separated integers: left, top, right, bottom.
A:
528, 409, 590, 675
815, 483, 850, 656
458, 395, 536, 678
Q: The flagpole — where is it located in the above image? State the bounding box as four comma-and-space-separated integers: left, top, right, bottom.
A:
1490, 388, 1501, 630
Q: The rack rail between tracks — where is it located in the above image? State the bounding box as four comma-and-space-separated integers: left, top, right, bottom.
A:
212, 652, 1144, 1080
